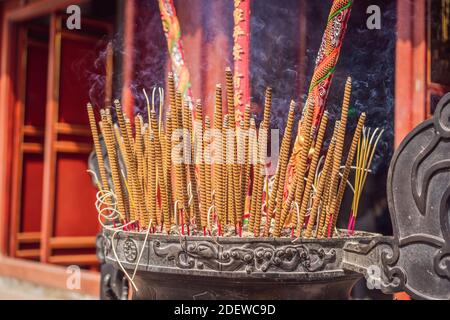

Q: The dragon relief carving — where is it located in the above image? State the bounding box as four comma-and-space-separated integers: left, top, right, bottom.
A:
153, 239, 336, 274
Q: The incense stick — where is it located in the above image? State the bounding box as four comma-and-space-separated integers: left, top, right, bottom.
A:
296, 112, 329, 236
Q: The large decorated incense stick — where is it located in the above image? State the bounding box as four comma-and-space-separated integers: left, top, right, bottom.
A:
290, 0, 353, 168
158, 0, 194, 105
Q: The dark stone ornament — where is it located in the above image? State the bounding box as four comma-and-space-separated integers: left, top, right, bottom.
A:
152, 239, 336, 273
385, 93, 450, 300
123, 238, 138, 263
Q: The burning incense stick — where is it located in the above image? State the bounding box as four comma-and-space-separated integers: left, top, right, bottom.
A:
226, 68, 243, 227
325, 113, 366, 237
204, 116, 213, 229
150, 110, 172, 231
147, 127, 158, 227
317, 139, 335, 237
213, 85, 226, 233
327, 77, 351, 218
165, 109, 174, 218
304, 120, 334, 238
252, 87, 272, 236
247, 118, 257, 227
87, 104, 109, 193
295, 112, 329, 236
134, 115, 147, 224
274, 99, 314, 237
173, 92, 189, 230
195, 100, 208, 230
183, 100, 201, 226
264, 101, 296, 236
100, 109, 127, 220
239, 105, 251, 227
348, 126, 383, 234
264, 100, 297, 237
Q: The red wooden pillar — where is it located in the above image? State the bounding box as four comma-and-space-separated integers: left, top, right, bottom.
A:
122, 0, 135, 119
40, 14, 62, 263
233, 0, 250, 118
395, 0, 426, 147
0, 7, 15, 255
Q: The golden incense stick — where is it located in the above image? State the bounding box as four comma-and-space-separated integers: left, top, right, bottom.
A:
174, 92, 189, 227
239, 105, 251, 226
248, 118, 259, 231
195, 100, 208, 229
87, 104, 109, 192
213, 85, 225, 230
274, 98, 314, 237
134, 115, 147, 224
330, 118, 366, 233
253, 87, 272, 235
147, 126, 158, 226
304, 120, 334, 238
329, 113, 366, 234
226, 68, 243, 226
317, 137, 336, 237
100, 109, 127, 220
264, 101, 296, 236
165, 109, 174, 218
204, 116, 212, 229
295, 112, 329, 236
183, 101, 201, 226
150, 110, 172, 231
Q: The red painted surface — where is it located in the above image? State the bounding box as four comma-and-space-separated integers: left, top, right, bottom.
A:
21, 155, 44, 233
24, 44, 48, 127
59, 39, 103, 125
54, 154, 98, 237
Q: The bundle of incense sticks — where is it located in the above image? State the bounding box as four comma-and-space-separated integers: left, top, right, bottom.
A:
88, 70, 380, 239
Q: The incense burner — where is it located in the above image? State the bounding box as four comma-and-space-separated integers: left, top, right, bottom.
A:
96, 94, 450, 300
99, 230, 388, 300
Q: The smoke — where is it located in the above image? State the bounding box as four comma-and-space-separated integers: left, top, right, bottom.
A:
82, 0, 396, 173
250, 0, 396, 174
80, 0, 167, 119
326, 0, 396, 173
250, 0, 306, 137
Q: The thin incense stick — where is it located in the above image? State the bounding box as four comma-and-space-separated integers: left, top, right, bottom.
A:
264, 101, 296, 236
226, 68, 243, 226
150, 110, 172, 231
326, 113, 366, 237
274, 98, 314, 237
87, 104, 109, 192
183, 100, 201, 226
239, 105, 251, 226
296, 112, 329, 236
101, 109, 127, 220
253, 87, 272, 236
304, 120, 334, 238
328, 78, 351, 203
